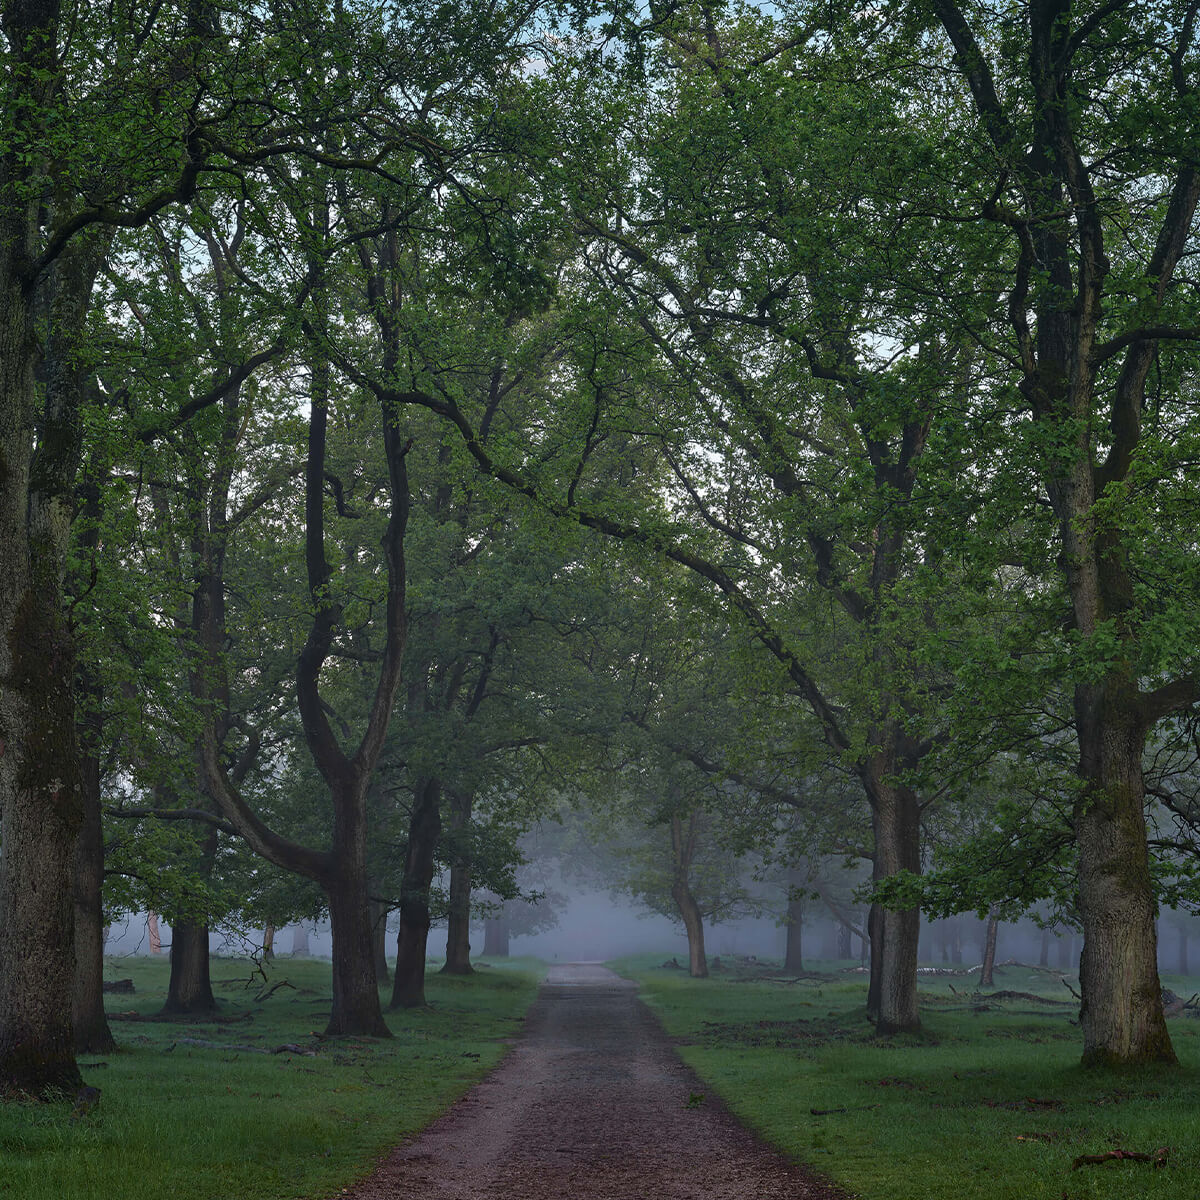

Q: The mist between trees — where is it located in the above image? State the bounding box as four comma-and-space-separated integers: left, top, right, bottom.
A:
3, 0, 1200, 1097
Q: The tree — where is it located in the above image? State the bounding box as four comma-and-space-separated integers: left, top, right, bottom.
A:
917, 0, 1200, 1065
0, 0, 229, 1094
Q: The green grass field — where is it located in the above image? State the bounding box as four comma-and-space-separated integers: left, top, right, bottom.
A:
611, 955, 1200, 1200
0, 955, 542, 1200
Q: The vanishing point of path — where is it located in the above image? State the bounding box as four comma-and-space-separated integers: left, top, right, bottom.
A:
345, 963, 848, 1200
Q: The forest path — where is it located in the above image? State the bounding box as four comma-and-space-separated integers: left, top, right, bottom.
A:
342, 962, 847, 1200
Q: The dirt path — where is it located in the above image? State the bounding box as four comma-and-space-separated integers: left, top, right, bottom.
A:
344, 963, 847, 1200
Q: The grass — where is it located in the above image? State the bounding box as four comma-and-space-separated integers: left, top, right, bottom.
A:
0, 954, 542, 1200
610, 954, 1200, 1200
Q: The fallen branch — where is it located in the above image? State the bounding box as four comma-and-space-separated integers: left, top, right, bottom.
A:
255, 979, 296, 1003
1072, 1147, 1168, 1170
1161, 989, 1199, 1016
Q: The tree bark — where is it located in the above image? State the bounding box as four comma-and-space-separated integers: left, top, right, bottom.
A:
369, 895, 390, 984
670, 813, 708, 978
1075, 692, 1174, 1065
482, 911, 510, 957
0, 241, 90, 1094
327, 869, 391, 1037
865, 767, 921, 1033
72, 684, 115, 1054
391, 778, 442, 1009
783, 868, 805, 973
673, 880, 709, 978
162, 921, 217, 1016
980, 907, 999, 988
442, 790, 474, 975
262, 924, 275, 960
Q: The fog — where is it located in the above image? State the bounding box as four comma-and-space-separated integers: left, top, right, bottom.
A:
102, 895, 1200, 977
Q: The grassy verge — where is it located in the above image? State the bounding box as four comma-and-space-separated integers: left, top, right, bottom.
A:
611, 954, 1200, 1200
0, 954, 542, 1200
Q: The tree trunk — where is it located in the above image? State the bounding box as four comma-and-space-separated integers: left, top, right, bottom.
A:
783, 869, 804, 973
72, 713, 115, 1054
865, 774, 921, 1033
262, 924, 275, 959
980, 907, 999, 988
443, 860, 474, 974
483, 911, 510, 957
327, 872, 391, 1037
0, 243, 94, 1094
292, 924, 310, 956
162, 921, 217, 1016
147, 912, 163, 955
369, 896, 390, 984
1057, 933, 1073, 970
1074, 691, 1175, 1066
442, 790, 474, 975
391, 778, 442, 1009
669, 813, 707, 978
672, 881, 708, 978
837, 920, 852, 960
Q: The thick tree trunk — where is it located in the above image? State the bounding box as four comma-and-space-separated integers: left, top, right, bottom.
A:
980, 907, 999, 987
72, 722, 115, 1054
865, 775, 921, 1033
483, 911, 510, 957
0, 241, 91, 1093
327, 873, 391, 1037
162, 922, 217, 1016
391, 779, 442, 1009
442, 791, 474, 975
1074, 691, 1175, 1066
262, 924, 275, 959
